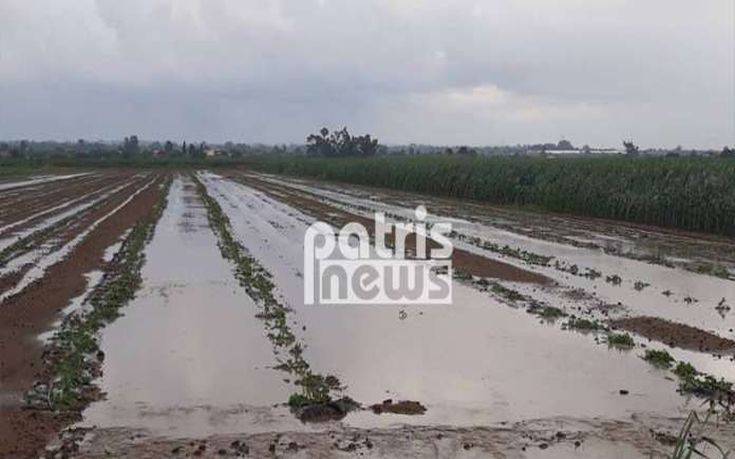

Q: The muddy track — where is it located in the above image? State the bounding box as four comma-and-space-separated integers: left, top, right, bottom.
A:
0, 175, 153, 297
610, 316, 735, 354
0, 172, 136, 240
228, 173, 551, 285
0, 175, 147, 262
0, 173, 169, 459
0, 174, 106, 223
72, 413, 735, 458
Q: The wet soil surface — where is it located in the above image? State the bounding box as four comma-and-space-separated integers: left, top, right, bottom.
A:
611, 316, 735, 354
253, 172, 735, 278
0, 175, 150, 287
0, 173, 102, 225
0, 173, 167, 458
231, 173, 551, 285
7, 169, 734, 457
0, 172, 135, 243
240, 171, 735, 352
71, 413, 735, 458
178, 173, 711, 454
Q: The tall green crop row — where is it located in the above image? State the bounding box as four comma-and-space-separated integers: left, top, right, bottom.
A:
251, 155, 735, 236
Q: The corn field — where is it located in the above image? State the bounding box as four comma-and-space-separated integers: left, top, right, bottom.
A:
252, 155, 735, 236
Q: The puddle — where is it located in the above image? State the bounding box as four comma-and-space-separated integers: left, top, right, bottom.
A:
79, 176, 293, 438
199, 173, 693, 430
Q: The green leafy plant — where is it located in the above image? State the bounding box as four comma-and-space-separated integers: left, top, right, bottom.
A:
643, 349, 675, 369
606, 332, 634, 348
193, 174, 349, 410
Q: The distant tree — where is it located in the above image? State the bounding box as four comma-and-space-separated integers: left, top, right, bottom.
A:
722, 146, 735, 158
457, 146, 477, 156
623, 140, 639, 156
306, 127, 333, 156
581, 145, 591, 154
195, 142, 206, 159
122, 135, 140, 157
352, 133, 378, 157
19, 140, 29, 157
444, 147, 454, 155
306, 127, 380, 157
164, 140, 174, 155
557, 139, 574, 150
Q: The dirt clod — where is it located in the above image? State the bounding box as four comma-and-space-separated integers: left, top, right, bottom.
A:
370, 400, 427, 415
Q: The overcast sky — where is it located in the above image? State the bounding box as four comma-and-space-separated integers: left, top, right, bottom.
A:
0, 0, 732, 148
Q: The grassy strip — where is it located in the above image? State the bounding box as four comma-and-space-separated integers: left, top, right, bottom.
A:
450, 231, 552, 267
192, 173, 354, 414
25, 177, 171, 411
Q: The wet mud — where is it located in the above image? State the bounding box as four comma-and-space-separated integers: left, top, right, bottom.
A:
611, 316, 735, 354
231, 173, 551, 285
5, 169, 734, 458
0, 173, 167, 458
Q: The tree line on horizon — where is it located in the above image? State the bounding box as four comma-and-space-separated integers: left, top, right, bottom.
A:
0, 128, 733, 161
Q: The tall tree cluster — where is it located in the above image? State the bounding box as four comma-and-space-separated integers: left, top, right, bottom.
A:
306, 127, 378, 157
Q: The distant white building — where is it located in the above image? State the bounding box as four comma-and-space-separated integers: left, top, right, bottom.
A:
205, 148, 226, 158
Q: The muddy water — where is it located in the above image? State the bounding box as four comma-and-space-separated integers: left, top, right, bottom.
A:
79, 176, 296, 437
200, 173, 691, 430
252, 174, 735, 366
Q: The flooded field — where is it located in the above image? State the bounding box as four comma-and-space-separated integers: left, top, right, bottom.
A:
1, 170, 734, 458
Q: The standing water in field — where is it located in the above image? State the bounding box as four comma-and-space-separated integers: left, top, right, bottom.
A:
198, 173, 692, 429
79, 176, 297, 437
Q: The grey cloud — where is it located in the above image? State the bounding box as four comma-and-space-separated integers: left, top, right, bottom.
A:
0, 0, 732, 147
